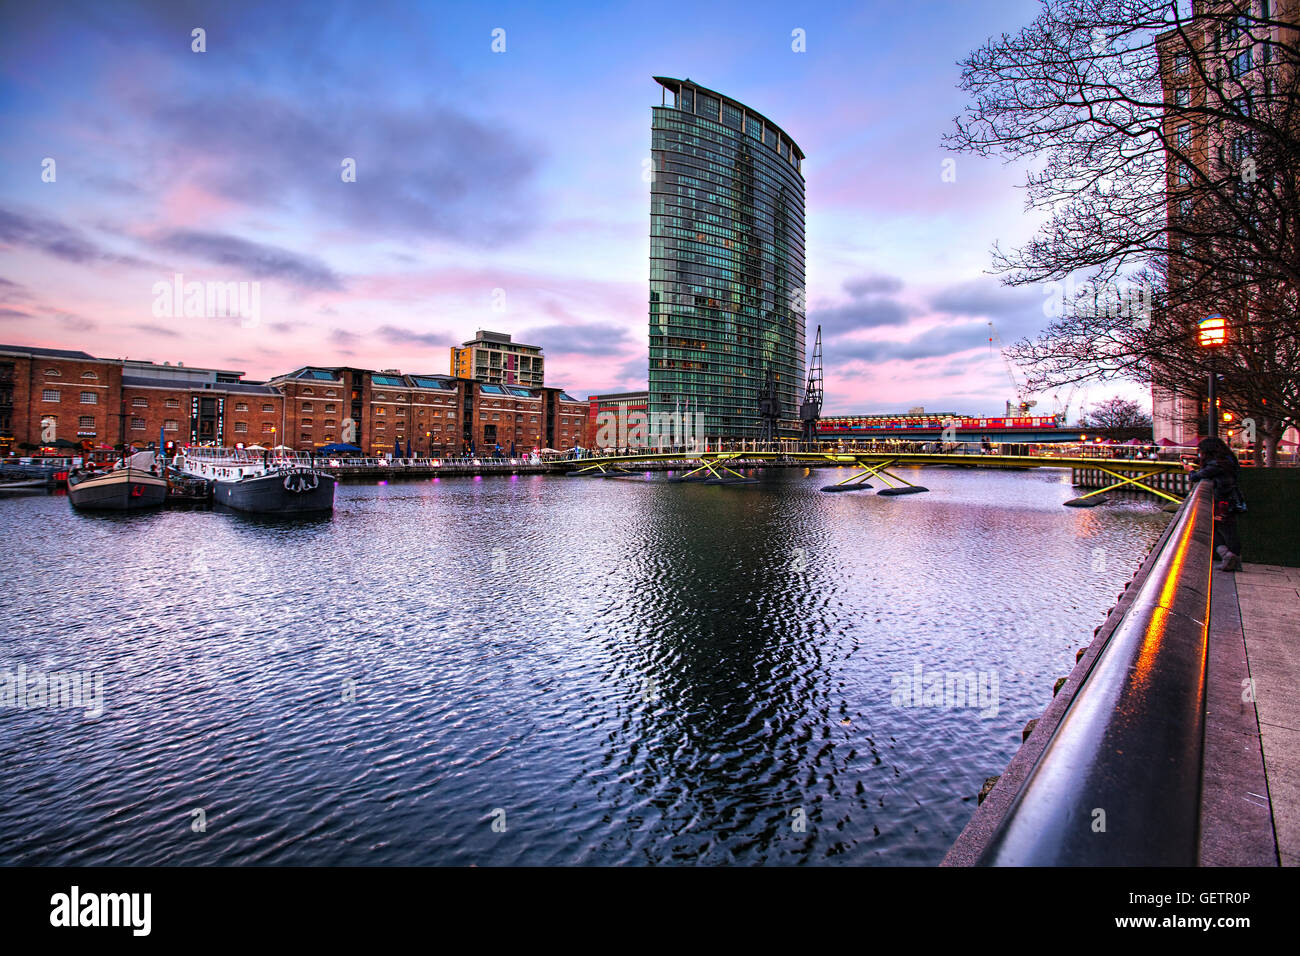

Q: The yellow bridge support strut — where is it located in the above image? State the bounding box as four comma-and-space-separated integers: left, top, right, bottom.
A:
1063, 464, 1184, 506
821, 456, 928, 494
674, 453, 755, 483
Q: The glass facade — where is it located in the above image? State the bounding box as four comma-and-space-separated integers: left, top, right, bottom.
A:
648, 77, 806, 439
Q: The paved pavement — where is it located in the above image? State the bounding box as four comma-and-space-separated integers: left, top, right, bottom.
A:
1202, 566, 1275, 864
1236, 562, 1300, 866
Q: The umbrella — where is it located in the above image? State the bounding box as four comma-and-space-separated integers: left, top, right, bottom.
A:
1156, 438, 1180, 447
317, 442, 361, 454
1123, 438, 1147, 445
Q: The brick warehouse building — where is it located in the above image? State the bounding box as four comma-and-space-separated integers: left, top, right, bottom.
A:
120, 360, 284, 450
2, 344, 588, 457
0, 345, 287, 453
1, 345, 125, 452
270, 366, 587, 455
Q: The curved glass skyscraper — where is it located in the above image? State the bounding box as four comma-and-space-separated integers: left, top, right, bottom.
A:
648, 77, 806, 441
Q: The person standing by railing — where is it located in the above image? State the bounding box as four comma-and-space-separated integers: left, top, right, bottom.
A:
1185, 436, 1245, 572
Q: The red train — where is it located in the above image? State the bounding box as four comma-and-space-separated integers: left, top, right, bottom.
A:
819, 414, 1064, 434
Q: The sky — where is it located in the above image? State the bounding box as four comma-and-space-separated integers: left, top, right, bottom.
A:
0, 0, 1149, 418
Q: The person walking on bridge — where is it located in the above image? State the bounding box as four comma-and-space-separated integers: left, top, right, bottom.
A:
1186, 437, 1244, 572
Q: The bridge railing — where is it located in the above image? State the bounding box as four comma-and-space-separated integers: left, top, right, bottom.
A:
971, 480, 1214, 865
306, 456, 550, 471
580, 440, 1194, 461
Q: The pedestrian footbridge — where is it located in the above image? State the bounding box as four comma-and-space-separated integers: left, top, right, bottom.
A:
565, 446, 1187, 507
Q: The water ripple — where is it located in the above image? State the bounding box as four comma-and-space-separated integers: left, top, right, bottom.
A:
0, 468, 1165, 865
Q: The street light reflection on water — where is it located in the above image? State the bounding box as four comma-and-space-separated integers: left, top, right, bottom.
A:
0, 467, 1167, 865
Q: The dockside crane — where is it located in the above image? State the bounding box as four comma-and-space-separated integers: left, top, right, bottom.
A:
800, 325, 823, 443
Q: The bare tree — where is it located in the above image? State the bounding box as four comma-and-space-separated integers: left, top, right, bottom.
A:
948, 0, 1300, 463
1079, 395, 1156, 428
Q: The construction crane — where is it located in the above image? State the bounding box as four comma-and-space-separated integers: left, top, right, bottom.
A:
1052, 383, 1081, 425
988, 321, 1037, 417
800, 325, 823, 443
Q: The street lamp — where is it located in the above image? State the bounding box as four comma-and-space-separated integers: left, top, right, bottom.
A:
1197, 314, 1227, 439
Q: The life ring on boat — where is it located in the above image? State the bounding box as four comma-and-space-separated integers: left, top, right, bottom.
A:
281, 471, 319, 493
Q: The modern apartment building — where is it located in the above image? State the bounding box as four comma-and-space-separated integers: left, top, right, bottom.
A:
648, 77, 807, 440
450, 330, 545, 388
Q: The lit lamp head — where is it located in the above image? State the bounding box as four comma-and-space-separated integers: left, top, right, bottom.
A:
1198, 314, 1227, 348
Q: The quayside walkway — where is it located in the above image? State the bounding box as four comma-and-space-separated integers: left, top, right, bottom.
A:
1231, 562, 1300, 866
943, 481, 1295, 866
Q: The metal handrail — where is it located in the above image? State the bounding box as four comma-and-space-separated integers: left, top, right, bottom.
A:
976, 480, 1214, 865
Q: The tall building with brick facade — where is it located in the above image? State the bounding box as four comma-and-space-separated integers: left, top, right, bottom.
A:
1154, 0, 1299, 444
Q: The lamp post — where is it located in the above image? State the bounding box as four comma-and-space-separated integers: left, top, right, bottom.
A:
1197, 314, 1227, 440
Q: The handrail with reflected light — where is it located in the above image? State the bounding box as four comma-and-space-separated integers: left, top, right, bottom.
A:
976, 480, 1215, 866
